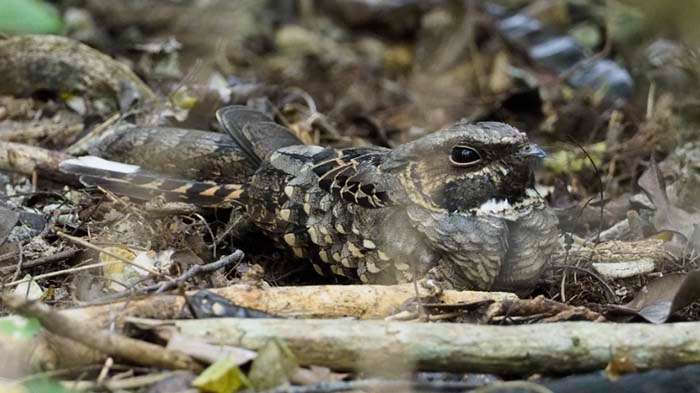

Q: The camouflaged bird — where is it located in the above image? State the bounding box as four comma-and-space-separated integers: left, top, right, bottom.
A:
60, 105, 559, 292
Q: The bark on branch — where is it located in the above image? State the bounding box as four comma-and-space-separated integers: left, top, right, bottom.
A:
552, 238, 673, 266
2, 294, 202, 373
62, 284, 517, 326
0, 140, 71, 177
157, 317, 700, 374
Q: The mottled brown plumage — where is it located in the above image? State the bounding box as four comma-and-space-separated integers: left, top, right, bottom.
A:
61, 105, 559, 292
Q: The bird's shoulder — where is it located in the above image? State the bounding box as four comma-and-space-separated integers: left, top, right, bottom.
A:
271, 145, 394, 208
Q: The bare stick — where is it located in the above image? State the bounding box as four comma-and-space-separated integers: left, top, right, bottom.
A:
0, 140, 71, 177
61, 284, 518, 325
160, 317, 700, 374
551, 238, 672, 267
6, 284, 511, 373
3, 259, 129, 289
0, 248, 81, 275
10, 242, 23, 282
2, 295, 201, 371
0, 121, 83, 144
154, 249, 243, 293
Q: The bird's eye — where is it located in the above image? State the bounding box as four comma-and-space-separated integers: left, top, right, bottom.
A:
449, 145, 481, 166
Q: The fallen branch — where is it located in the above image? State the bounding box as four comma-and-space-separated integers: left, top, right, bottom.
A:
3, 258, 132, 288
0, 120, 83, 144
0, 285, 515, 374
62, 284, 518, 326
552, 238, 672, 266
0, 140, 71, 178
0, 248, 80, 275
487, 295, 603, 322
1, 295, 202, 372
0, 286, 685, 375
157, 317, 700, 374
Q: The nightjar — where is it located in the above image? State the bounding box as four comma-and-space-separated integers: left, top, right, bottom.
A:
61, 105, 559, 292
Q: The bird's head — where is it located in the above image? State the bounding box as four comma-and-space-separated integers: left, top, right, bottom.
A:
382, 121, 545, 213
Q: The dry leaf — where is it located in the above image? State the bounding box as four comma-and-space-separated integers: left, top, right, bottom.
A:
13, 275, 44, 301
167, 333, 257, 366
247, 339, 298, 390
621, 271, 700, 323
638, 156, 700, 252
192, 358, 251, 393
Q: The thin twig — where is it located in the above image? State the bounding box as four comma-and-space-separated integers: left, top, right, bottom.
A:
209, 207, 247, 249
85, 250, 245, 302
57, 231, 162, 277
193, 212, 217, 259
560, 268, 567, 303
153, 249, 244, 293
3, 258, 129, 289
646, 81, 656, 120
96, 357, 113, 385
11, 242, 23, 282
411, 264, 428, 321
97, 185, 138, 211
2, 294, 202, 371
0, 248, 80, 275
556, 265, 617, 303
285, 86, 318, 114
65, 112, 121, 156
567, 137, 606, 243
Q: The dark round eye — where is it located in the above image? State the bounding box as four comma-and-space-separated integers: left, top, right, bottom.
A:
449, 145, 481, 166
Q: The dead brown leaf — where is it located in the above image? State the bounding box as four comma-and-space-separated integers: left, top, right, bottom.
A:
638, 156, 700, 252
621, 271, 700, 323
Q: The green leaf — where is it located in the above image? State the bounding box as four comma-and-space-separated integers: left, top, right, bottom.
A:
192, 358, 252, 393
0, 0, 63, 34
0, 315, 42, 339
24, 378, 75, 393
24, 378, 77, 393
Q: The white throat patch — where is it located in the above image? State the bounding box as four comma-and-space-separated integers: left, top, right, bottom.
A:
472, 188, 543, 217
478, 198, 512, 214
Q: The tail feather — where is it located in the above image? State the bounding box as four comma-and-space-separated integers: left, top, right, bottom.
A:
61, 107, 300, 206
60, 156, 244, 206
216, 105, 303, 164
